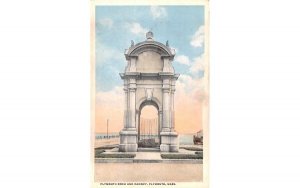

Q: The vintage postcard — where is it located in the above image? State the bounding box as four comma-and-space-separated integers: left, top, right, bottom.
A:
91, 0, 209, 187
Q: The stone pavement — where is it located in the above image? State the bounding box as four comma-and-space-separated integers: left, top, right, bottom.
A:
94, 142, 203, 181
95, 148, 202, 164
95, 139, 203, 163
134, 152, 162, 160
94, 163, 203, 182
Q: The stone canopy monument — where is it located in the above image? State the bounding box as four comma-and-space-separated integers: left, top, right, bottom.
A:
119, 31, 180, 152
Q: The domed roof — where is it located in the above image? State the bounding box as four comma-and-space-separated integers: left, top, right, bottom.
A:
125, 31, 175, 60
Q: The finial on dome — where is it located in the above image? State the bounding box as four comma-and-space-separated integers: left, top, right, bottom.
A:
146, 31, 154, 40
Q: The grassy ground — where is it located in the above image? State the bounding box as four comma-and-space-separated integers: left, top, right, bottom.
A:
179, 146, 203, 151
195, 151, 203, 158
95, 153, 136, 158
95, 149, 105, 158
94, 144, 119, 158
95, 145, 117, 150
161, 153, 203, 159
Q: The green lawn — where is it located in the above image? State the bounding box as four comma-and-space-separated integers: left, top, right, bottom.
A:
161, 153, 203, 159
95, 149, 105, 158
179, 146, 203, 151
95, 145, 117, 150
95, 153, 136, 158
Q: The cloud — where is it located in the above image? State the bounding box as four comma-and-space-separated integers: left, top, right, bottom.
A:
95, 73, 207, 134
150, 6, 167, 19
177, 74, 204, 97
174, 53, 204, 75
175, 55, 190, 65
95, 39, 123, 67
174, 74, 205, 133
96, 86, 123, 106
95, 86, 124, 133
127, 22, 148, 36
95, 76, 206, 134
98, 18, 113, 28
189, 55, 205, 74
190, 25, 205, 48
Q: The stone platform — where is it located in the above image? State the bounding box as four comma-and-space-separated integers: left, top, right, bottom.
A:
95, 145, 202, 164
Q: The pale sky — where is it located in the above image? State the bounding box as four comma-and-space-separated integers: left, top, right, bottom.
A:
95, 6, 206, 134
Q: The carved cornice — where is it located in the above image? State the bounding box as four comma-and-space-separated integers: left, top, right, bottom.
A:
125, 41, 175, 60
119, 72, 140, 79
120, 72, 179, 80
162, 87, 171, 93
128, 87, 136, 91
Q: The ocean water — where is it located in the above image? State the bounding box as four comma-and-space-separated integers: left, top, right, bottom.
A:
96, 133, 195, 145
95, 133, 119, 139
178, 134, 194, 145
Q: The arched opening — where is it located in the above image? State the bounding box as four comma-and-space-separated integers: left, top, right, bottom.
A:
138, 102, 160, 148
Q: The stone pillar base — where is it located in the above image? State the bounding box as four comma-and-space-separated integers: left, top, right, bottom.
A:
119, 129, 138, 152
119, 144, 137, 152
160, 131, 178, 152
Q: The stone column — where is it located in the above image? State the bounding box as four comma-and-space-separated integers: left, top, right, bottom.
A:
170, 89, 175, 131
127, 77, 136, 129
158, 110, 162, 144
135, 110, 139, 142
162, 87, 171, 132
123, 87, 128, 129
160, 77, 178, 152
159, 111, 163, 132
161, 77, 171, 131
119, 77, 138, 152
137, 111, 141, 141
170, 78, 176, 131
128, 88, 136, 129
160, 78, 171, 152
